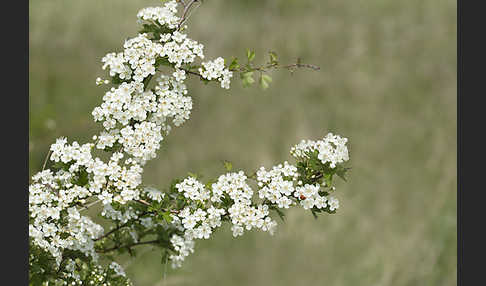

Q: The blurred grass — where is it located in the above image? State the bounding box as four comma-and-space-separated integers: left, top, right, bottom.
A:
29, 0, 456, 285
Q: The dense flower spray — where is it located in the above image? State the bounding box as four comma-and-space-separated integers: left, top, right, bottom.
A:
29, 1, 350, 285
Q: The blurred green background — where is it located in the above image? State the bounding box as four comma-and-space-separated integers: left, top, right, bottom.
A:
29, 0, 457, 285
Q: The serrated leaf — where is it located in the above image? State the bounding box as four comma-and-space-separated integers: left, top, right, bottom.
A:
324, 173, 333, 187
262, 74, 272, 83
247, 49, 255, 62
259, 74, 272, 90
269, 51, 278, 64
155, 57, 170, 67
228, 57, 240, 70
161, 211, 173, 223
223, 160, 233, 171
241, 71, 255, 87
259, 75, 269, 90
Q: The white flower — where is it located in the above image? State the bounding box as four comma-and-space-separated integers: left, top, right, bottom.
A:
231, 225, 244, 237
328, 196, 339, 211
145, 187, 165, 202
173, 69, 186, 82
198, 57, 232, 89
109, 262, 126, 277
291, 133, 349, 168
176, 177, 210, 202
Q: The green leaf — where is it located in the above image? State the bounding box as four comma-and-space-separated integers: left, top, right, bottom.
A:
223, 160, 233, 171
259, 74, 272, 90
324, 173, 333, 188
247, 49, 255, 62
75, 168, 89, 186
336, 166, 351, 182
111, 75, 124, 85
269, 51, 278, 64
155, 57, 170, 67
187, 172, 198, 179
228, 57, 240, 70
241, 71, 255, 87
161, 211, 173, 223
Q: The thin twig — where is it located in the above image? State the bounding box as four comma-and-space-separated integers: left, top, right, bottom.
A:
94, 221, 130, 242
78, 199, 101, 212
94, 199, 179, 242
281, 62, 320, 71
94, 210, 151, 241
179, 68, 204, 79
238, 60, 320, 73
135, 199, 151, 207
180, 58, 319, 82
97, 239, 161, 254
42, 150, 51, 171
177, 0, 200, 30
135, 199, 179, 214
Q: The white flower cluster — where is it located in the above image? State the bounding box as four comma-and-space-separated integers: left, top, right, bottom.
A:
49, 138, 93, 174
52, 139, 142, 204
30, 1, 235, 278
169, 171, 278, 267
91, 76, 192, 164
160, 31, 205, 68
178, 205, 226, 239
290, 132, 349, 168
29, 0, 349, 281
91, 1, 233, 169
122, 33, 161, 82
101, 204, 138, 224
102, 52, 132, 81
30, 137, 145, 267
137, 1, 179, 29
256, 161, 298, 209
211, 171, 253, 203
176, 176, 210, 202
59, 260, 131, 286
199, 57, 233, 89
94, 30, 209, 163
228, 203, 277, 237
211, 171, 278, 236
294, 183, 329, 210
169, 234, 195, 268
144, 186, 165, 202
154, 75, 192, 127
29, 169, 104, 264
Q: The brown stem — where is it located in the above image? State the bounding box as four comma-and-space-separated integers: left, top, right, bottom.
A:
180, 59, 320, 82
97, 239, 161, 254
178, 0, 200, 30
94, 221, 130, 242
180, 68, 204, 79
235, 60, 320, 73
281, 62, 320, 71
94, 210, 152, 241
